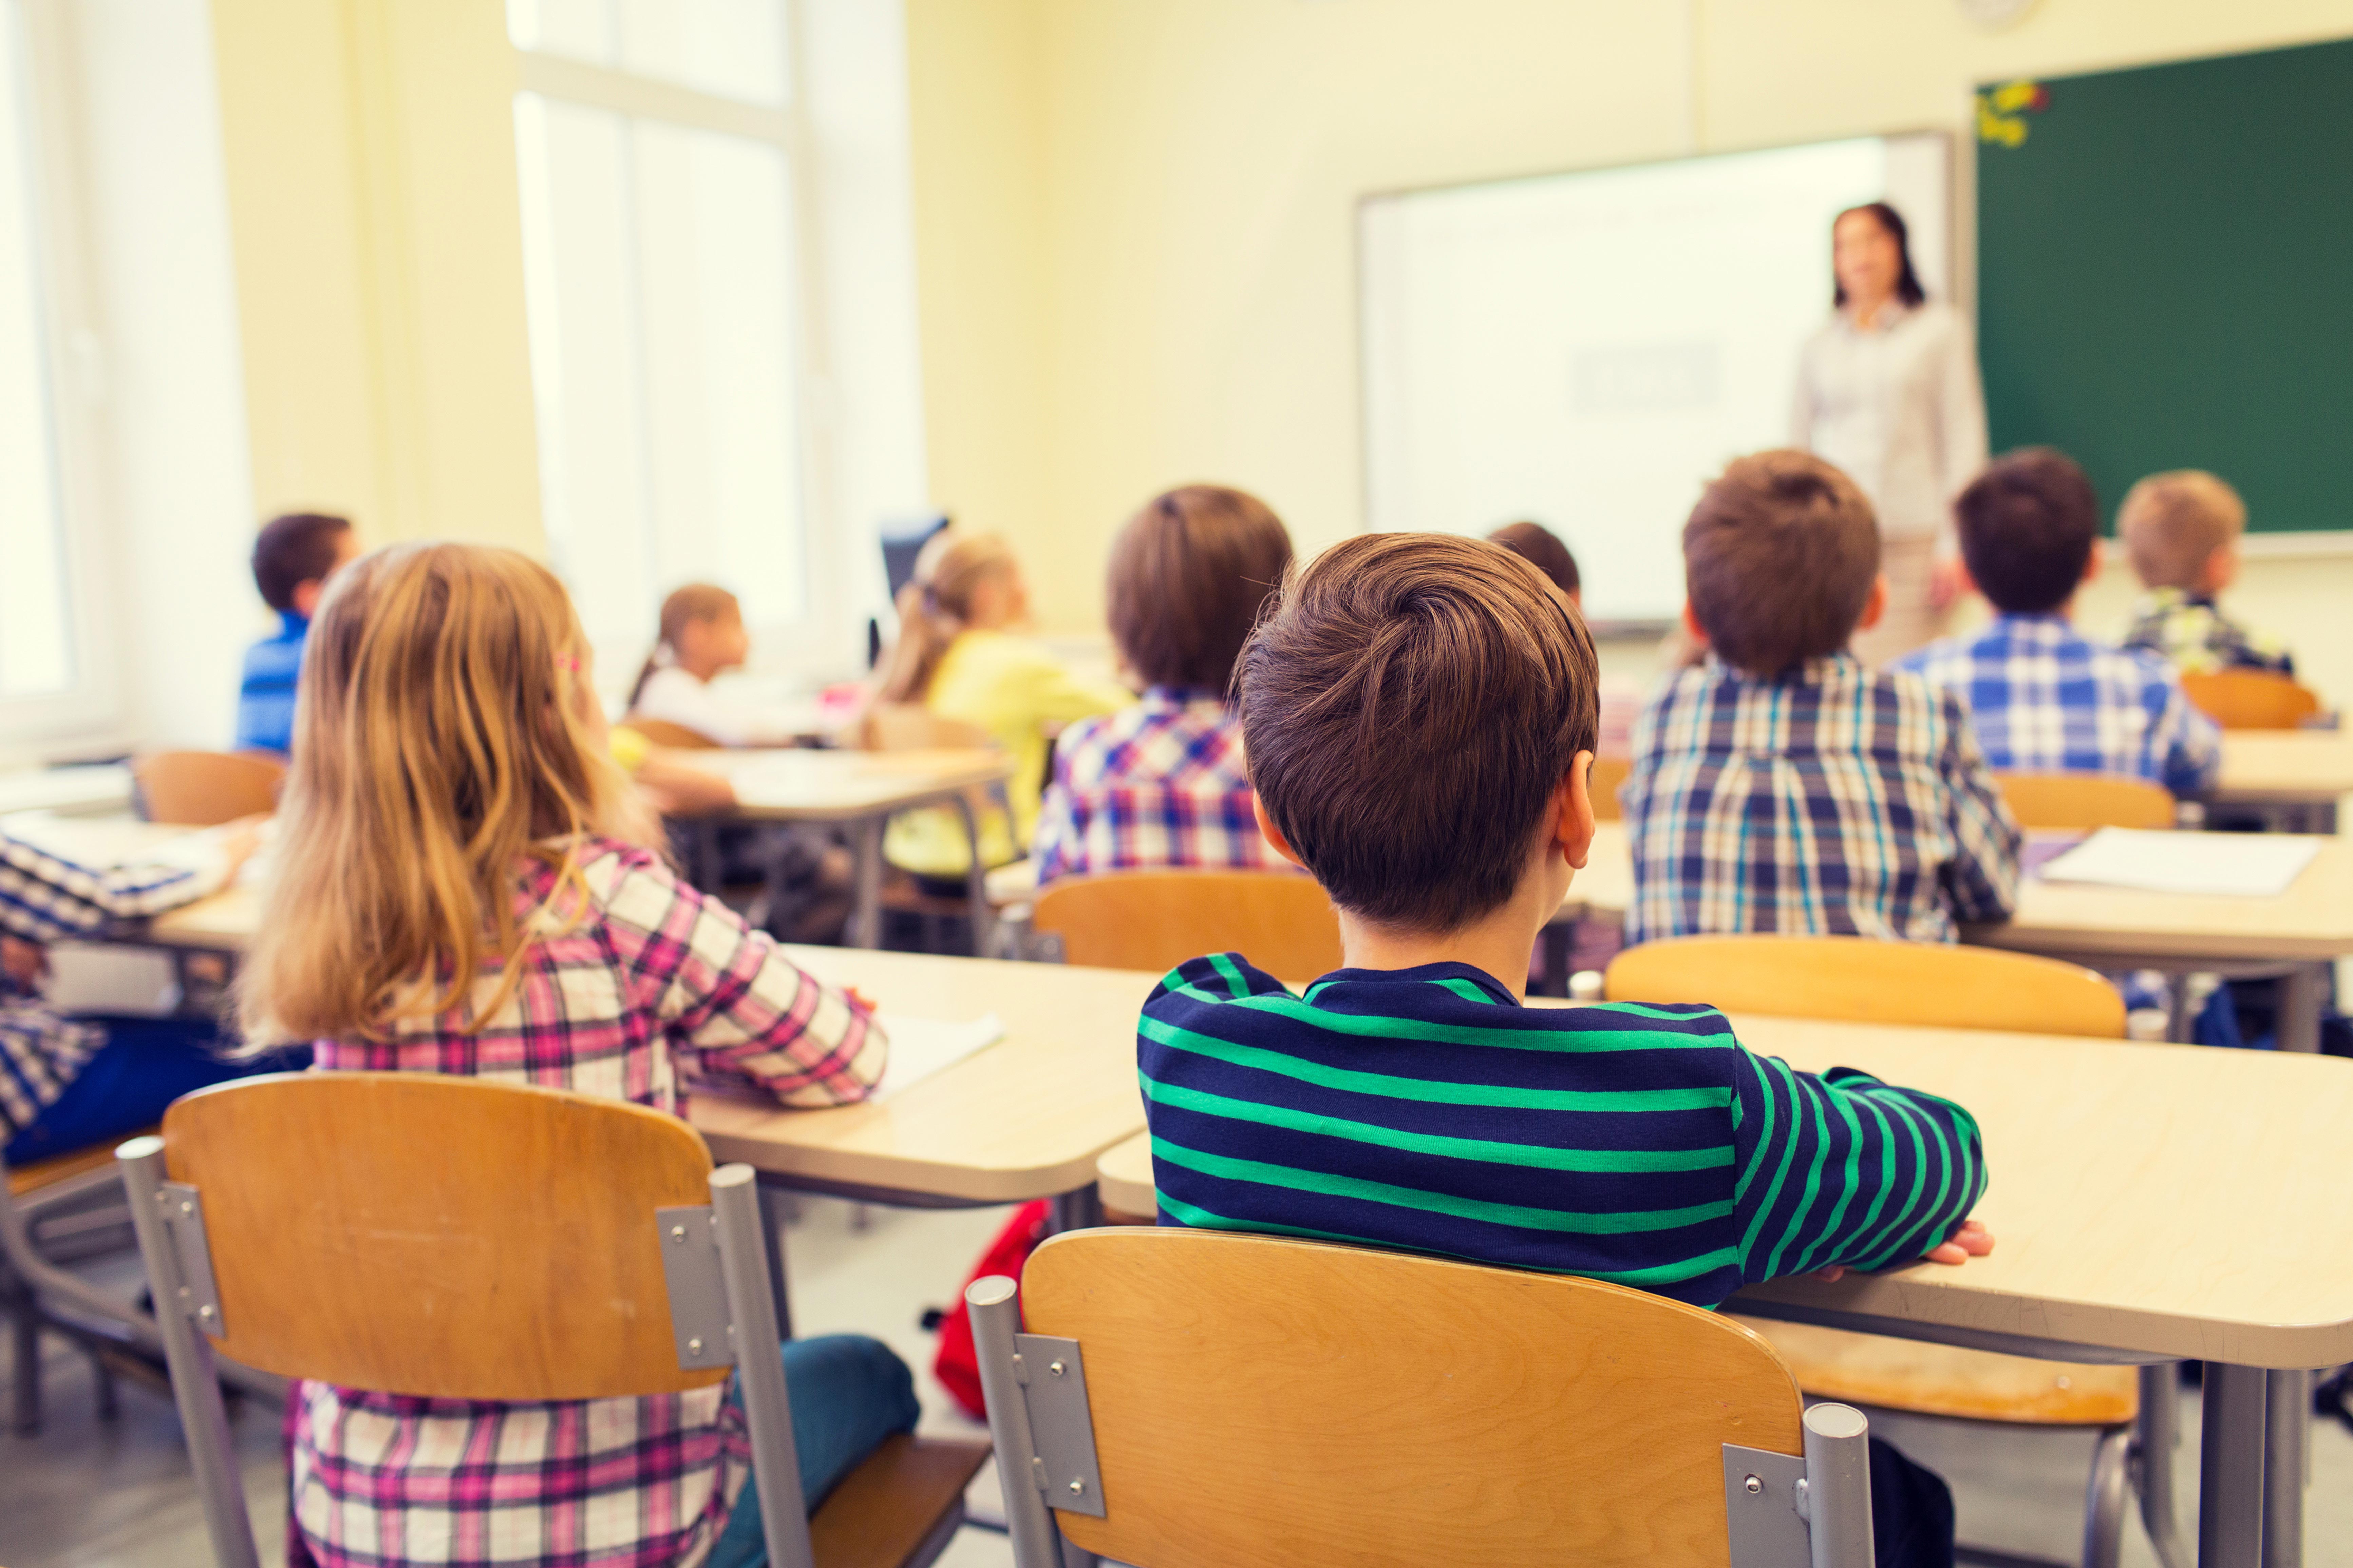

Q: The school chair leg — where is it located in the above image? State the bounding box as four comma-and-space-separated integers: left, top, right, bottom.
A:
2134, 1364, 2189, 1568
8, 1298, 38, 1434
2081, 1425, 2130, 1568
2264, 1369, 2309, 1567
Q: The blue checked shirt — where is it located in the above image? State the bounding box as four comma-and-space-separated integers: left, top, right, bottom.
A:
1894, 614, 2223, 798
0, 828, 231, 1141
1624, 652, 2021, 948
1031, 687, 1292, 886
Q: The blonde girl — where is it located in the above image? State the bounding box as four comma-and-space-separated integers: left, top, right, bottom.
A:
872, 531, 1128, 877
242, 542, 914, 1568
627, 582, 805, 746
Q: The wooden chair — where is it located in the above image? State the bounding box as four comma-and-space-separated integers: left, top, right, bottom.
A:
970, 1226, 1877, 1567
617, 716, 723, 750
132, 751, 284, 825
857, 704, 1004, 954
1030, 869, 1342, 985
2179, 669, 2322, 730
1589, 754, 1631, 822
2, 1135, 152, 1433
1993, 771, 2178, 831
1604, 935, 2183, 1568
120, 1073, 986, 1568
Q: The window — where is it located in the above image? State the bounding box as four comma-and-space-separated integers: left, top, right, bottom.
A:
0, 0, 111, 744
509, 0, 821, 687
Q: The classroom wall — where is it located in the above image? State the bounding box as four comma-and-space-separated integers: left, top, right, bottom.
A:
903, 0, 2353, 708
207, 0, 545, 556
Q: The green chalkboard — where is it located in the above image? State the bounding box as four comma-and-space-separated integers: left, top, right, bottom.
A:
1976, 38, 2353, 533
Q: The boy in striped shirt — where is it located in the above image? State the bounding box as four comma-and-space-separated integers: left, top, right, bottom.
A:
1139, 534, 1987, 1560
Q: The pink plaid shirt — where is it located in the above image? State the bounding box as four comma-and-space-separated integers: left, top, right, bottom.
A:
286, 837, 884, 1568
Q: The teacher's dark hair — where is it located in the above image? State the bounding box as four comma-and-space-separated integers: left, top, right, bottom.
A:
1832, 202, 1926, 309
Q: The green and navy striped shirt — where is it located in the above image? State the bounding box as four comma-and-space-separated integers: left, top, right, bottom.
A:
1139, 954, 1987, 1308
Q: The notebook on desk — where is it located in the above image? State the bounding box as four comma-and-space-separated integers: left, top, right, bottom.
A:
870, 1012, 1005, 1101
2038, 827, 2321, 898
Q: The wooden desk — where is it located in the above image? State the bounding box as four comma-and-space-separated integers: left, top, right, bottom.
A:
2214, 731, 2353, 830
1568, 821, 2353, 1051
690, 945, 1155, 1208
684, 748, 1016, 947
0, 764, 134, 819
1100, 1014, 2353, 1565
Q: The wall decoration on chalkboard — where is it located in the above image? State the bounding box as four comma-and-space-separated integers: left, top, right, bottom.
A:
1976, 80, 2050, 146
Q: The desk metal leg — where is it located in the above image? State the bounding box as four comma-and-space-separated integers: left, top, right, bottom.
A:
2278, 965, 2325, 1055
757, 1183, 796, 1341
2263, 1369, 2308, 1568
2201, 1362, 2268, 1568
1046, 1187, 1102, 1236
848, 818, 884, 950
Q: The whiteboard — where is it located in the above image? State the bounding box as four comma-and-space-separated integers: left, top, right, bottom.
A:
1360, 134, 1951, 627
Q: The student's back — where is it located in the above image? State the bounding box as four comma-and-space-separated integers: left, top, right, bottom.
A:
1896, 449, 2221, 798
234, 511, 358, 754
1624, 451, 2019, 947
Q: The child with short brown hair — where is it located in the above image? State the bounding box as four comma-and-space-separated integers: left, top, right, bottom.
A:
1627, 451, 2020, 947
2118, 469, 2294, 676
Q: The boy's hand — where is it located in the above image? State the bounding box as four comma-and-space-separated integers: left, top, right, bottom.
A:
1811, 1219, 1994, 1283
2, 936, 48, 990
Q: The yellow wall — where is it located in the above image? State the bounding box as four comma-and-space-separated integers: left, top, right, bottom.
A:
208, 0, 543, 553
905, 0, 2353, 704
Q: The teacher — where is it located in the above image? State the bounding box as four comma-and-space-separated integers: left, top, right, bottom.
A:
1791, 201, 1988, 665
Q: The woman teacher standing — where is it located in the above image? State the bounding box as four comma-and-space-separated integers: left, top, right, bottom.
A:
1791, 201, 1988, 665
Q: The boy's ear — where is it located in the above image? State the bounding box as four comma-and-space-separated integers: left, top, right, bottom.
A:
2082, 536, 2106, 587
2204, 541, 2240, 595
1679, 599, 1709, 648
1556, 751, 1598, 871
1251, 793, 1310, 872
290, 578, 327, 618
1855, 573, 1889, 632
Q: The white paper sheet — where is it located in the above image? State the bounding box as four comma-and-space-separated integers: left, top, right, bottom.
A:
2037, 827, 2321, 897
41, 941, 183, 1017
869, 1011, 1005, 1101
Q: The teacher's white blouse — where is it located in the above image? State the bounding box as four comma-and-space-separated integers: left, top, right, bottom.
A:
1790, 299, 1988, 545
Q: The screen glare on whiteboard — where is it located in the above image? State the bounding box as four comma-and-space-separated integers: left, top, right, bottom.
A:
1360, 134, 1950, 626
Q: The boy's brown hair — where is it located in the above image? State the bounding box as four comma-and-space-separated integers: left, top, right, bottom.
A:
1954, 448, 2099, 615
1487, 520, 1579, 599
252, 512, 355, 613
1108, 485, 1294, 694
1683, 451, 1879, 676
2118, 470, 2245, 592
1237, 533, 1598, 932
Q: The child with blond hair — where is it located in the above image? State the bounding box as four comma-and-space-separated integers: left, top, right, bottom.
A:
2117, 469, 2294, 676
240, 542, 913, 1568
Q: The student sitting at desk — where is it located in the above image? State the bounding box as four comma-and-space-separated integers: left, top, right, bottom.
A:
238, 542, 915, 1568
1624, 450, 2022, 946
1140, 532, 1989, 1565
628, 582, 810, 747
2116, 468, 2295, 677
234, 511, 361, 756
1896, 448, 2222, 798
1, 820, 286, 1168
1031, 484, 1294, 884
874, 531, 1128, 881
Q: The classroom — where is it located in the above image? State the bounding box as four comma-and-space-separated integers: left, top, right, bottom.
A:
4, 1, 2353, 1565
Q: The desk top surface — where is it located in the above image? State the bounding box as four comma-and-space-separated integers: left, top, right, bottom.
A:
0, 765, 134, 819
1569, 822, 2353, 962
692, 748, 1013, 821
2215, 730, 2353, 804
1103, 1011, 2353, 1366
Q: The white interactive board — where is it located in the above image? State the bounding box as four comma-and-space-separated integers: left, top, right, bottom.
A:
1360, 133, 1950, 628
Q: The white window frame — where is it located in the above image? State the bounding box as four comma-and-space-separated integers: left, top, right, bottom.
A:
510, 10, 863, 693
0, 0, 125, 762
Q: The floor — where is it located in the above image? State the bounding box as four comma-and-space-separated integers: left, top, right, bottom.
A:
4, 1198, 2347, 1567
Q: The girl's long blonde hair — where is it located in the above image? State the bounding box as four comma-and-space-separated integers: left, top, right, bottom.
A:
239, 542, 660, 1044
628, 583, 741, 709
873, 531, 1018, 704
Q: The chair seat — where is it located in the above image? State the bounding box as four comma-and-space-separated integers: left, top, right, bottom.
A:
1733, 1319, 2138, 1427
809, 1432, 992, 1568
8, 1131, 153, 1197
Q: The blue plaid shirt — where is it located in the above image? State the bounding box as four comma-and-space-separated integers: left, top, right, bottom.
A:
1031, 687, 1290, 886
1894, 614, 2222, 798
1624, 652, 2021, 948
0, 830, 227, 1141
234, 610, 309, 754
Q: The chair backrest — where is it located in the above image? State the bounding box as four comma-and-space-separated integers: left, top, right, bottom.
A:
1993, 771, 2176, 830
619, 716, 723, 750
1012, 1227, 1808, 1567
153, 1072, 728, 1399
133, 751, 284, 826
1606, 934, 2126, 1038
1031, 870, 1343, 983
1590, 754, 1631, 821
2179, 669, 2321, 730
857, 702, 993, 752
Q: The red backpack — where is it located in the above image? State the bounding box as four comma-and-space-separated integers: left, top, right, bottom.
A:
931, 1200, 1052, 1420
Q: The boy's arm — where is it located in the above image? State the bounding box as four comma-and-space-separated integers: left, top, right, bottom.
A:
0, 829, 244, 942
1934, 693, 2022, 923
1728, 1044, 1988, 1287
2153, 678, 2224, 798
